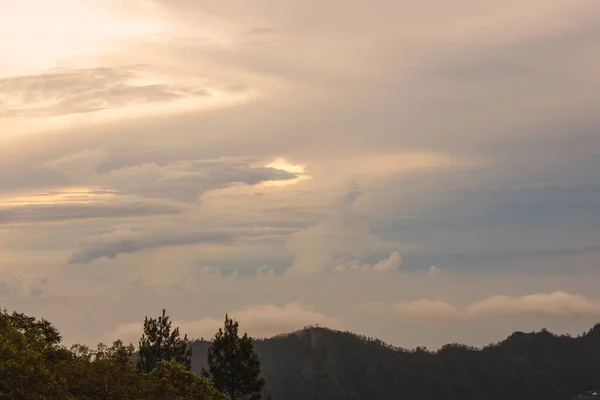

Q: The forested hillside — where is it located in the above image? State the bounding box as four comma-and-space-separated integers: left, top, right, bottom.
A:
192, 325, 600, 400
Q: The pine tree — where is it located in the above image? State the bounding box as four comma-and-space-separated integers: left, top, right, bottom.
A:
137, 309, 192, 373
203, 314, 265, 400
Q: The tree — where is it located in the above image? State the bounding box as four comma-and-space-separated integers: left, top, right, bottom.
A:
203, 315, 265, 400
0, 311, 70, 400
137, 309, 192, 373
145, 360, 227, 400
1, 308, 227, 400
62, 341, 143, 399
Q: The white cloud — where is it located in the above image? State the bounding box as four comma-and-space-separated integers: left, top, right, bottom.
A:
373, 251, 402, 272
466, 291, 600, 318
386, 291, 600, 320
428, 265, 442, 277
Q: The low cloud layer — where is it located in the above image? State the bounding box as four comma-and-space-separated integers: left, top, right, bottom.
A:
388, 292, 600, 320
466, 291, 600, 318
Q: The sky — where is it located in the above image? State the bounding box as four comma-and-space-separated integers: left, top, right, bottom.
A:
1, 0, 600, 350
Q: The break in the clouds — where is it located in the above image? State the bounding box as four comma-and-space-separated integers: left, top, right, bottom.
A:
1, 0, 600, 349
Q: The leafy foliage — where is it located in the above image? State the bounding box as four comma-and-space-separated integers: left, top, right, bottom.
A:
0, 309, 69, 400
137, 309, 192, 373
147, 360, 226, 400
203, 315, 265, 400
0, 309, 224, 400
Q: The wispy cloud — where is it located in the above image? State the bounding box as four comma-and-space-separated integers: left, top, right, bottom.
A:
0, 197, 188, 225
0, 67, 209, 118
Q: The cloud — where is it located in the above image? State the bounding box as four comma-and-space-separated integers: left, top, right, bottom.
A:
285, 182, 402, 276
43, 152, 298, 203
0, 67, 209, 118
466, 291, 600, 318
332, 251, 402, 273
386, 292, 600, 320
111, 302, 339, 343
394, 299, 461, 320
428, 265, 442, 277
255, 265, 275, 278
68, 225, 296, 264
0, 273, 49, 298
0, 198, 188, 225
2, 0, 600, 352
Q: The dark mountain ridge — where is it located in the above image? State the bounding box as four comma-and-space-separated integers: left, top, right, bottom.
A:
191, 324, 600, 400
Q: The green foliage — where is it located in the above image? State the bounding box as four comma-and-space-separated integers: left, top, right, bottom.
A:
203, 315, 265, 400
137, 309, 192, 373
0, 310, 70, 400
146, 360, 227, 400
0, 309, 224, 400
60, 340, 143, 399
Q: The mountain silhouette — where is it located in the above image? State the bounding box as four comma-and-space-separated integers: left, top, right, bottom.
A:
191, 324, 600, 400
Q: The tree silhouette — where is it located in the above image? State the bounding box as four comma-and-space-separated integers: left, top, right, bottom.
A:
137, 309, 191, 373
203, 314, 265, 400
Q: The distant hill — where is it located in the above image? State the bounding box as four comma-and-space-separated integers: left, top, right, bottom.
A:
191, 324, 600, 400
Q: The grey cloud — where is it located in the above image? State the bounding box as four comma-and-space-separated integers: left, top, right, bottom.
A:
0, 67, 209, 117
44, 153, 298, 203
0, 199, 188, 225
68, 225, 297, 264
68, 228, 234, 265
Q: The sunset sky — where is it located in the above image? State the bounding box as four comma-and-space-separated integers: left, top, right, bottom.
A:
1, 0, 600, 349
